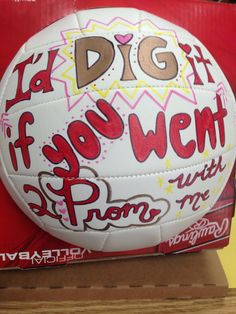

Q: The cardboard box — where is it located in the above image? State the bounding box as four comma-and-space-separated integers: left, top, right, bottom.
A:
0, 0, 235, 271
0, 251, 229, 301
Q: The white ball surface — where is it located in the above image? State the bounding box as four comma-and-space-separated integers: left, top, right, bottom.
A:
0, 8, 235, 251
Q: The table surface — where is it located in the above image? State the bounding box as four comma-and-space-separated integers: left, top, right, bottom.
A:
0, 289, 236, 313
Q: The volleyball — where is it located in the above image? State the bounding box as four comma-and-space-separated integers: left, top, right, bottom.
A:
0, 8, 235, 251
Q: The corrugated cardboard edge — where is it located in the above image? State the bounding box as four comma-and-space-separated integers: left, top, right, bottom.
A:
0, 250, 228, 301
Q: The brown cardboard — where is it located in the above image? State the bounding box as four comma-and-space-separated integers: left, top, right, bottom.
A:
0, 250, 228, 301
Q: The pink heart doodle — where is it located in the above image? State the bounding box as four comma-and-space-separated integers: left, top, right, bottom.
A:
63, 217, 69, 222
179, 43, 191, 55
59, 208, 67, 214
56, 200, 64, 206
114, 34, 133, 45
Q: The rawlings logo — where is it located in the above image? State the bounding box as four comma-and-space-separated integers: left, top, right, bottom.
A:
168, 217, 229, 247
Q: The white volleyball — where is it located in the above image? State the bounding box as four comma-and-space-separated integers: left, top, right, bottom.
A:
0, 8, 235, 252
